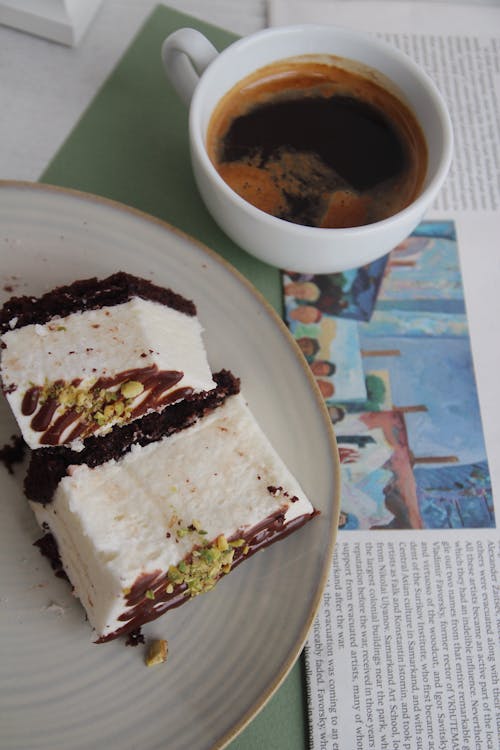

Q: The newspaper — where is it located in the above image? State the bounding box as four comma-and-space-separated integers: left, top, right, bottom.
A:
269, 2, 500, 748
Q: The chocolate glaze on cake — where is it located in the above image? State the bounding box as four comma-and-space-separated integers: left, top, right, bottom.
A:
0, 271, 196, 334
25, 369, 240, 504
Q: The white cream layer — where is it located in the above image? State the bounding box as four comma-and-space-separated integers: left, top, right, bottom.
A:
31, 394, 314, 641
1, 297, 215, 448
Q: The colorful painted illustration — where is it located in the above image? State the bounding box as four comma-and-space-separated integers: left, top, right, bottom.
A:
283, 254, 388, 322
283, 220, 494, 530
287, 314, 366, 403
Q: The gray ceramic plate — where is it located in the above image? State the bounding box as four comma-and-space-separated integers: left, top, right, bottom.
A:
0, 182, 339, 750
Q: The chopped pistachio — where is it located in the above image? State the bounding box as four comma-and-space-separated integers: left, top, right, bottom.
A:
145, 589, 155, 600
120, 380, 144, 399
163, 535, 238, 601
25, 376, 135, 433
114, 401, 125, 416
243, 544, 250, 555
76, 392, 87, 407
165, 583, 174, 594
145, 639, 168, 667
230, 538, 246, 548
200, 548, 215, 563
167, 565, 182, 582
58, 386, 76, 406
216, 534, 229, 551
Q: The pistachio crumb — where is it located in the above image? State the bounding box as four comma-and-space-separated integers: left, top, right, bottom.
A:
230, 538, 245, 548
216, 534, 229, 551
145, 589, 155, 600
167, 565, 182, 582
145, 639, 168, 667
114, 401, 125, 416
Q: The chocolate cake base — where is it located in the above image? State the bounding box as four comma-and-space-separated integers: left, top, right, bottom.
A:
0, 271, 196, 334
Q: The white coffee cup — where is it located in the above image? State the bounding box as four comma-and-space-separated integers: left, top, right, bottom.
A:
162, 25, 452, 273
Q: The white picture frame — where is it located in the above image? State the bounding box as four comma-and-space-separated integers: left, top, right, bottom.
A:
0, 0, 104, 46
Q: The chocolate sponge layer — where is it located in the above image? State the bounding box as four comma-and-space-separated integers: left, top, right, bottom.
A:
0, 271, 196, 334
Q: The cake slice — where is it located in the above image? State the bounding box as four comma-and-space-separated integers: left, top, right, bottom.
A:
0, 272, 215, 449
26, 371, 316, 642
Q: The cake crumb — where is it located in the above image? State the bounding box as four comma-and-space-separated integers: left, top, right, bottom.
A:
125, 628, 145, 647
145, 639, 168, 666
0, 434, 25, 474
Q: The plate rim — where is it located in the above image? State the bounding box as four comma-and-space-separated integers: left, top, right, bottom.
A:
0, 179, 340, 749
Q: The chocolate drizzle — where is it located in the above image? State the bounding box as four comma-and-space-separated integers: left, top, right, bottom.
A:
42, 408, 82, 446
23, 365, 186, 446
96, 508, 317, 643
21, 386, 41, 416
91, 365, 173, 391
30, 397, 59, 432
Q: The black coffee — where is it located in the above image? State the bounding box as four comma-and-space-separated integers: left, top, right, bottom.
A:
207, 57, 427, 229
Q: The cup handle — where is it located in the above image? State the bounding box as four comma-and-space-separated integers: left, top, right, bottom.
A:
161, 28, 219, 107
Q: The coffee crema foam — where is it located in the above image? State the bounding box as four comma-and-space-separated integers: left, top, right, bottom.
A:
207, 57, 428, 229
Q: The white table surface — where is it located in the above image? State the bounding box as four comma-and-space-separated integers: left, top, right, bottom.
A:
1, 0, 497, 182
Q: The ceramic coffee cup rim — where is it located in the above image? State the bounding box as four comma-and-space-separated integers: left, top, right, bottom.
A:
189, 24, 453, 239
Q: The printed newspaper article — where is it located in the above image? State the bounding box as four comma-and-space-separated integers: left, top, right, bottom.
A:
271, 2, 500, 747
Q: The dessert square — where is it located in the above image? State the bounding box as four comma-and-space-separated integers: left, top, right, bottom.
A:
28, 378, 315, 642
0, 272, 215, 448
